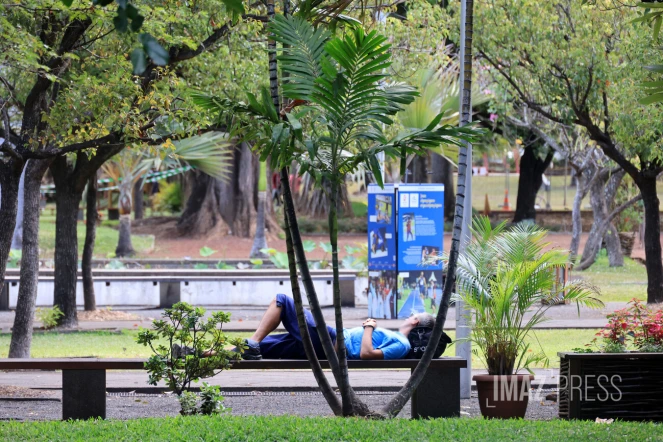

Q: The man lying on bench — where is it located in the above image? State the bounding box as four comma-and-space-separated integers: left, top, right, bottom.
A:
173, 294, 450, 361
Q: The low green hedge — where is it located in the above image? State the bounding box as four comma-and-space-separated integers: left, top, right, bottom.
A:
1, 416, 661, 441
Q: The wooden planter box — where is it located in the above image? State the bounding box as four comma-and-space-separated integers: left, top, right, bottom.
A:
558, 352, 663, 421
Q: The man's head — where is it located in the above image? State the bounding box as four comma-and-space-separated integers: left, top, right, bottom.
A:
399, 312, 435, 336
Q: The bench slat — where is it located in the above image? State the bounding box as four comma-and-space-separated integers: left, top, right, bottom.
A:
0, 357, 466, 370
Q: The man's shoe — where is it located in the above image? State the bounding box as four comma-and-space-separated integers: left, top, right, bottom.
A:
237, 339, 262, 360
171, 344, 196, 359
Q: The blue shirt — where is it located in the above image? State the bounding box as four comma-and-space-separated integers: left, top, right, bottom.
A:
342, 327, 410, 360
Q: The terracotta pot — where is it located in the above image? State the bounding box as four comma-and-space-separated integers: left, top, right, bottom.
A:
473, 374, 534, 419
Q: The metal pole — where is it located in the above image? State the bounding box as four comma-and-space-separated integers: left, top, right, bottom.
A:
456, 0, 472, 400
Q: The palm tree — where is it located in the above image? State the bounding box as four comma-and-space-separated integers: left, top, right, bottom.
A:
194, 16, 479, 416
101, 133, 233, 257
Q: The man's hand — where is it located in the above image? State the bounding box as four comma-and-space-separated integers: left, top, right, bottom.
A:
360, 318, 383, 360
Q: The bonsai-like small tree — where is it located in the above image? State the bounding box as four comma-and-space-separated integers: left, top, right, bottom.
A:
137, 302, 243, 414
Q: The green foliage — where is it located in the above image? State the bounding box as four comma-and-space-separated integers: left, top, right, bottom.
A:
193, 263, 211, 270
199, 247, 217, 258
341, 243, 368, 274
178, 391, 199, 416
104, 259, 127, 270
449, 217, 603, 375
259, 248, 290, 269
177, 383, 228, 416
36, 306, 64, 330
2, 414, 662, 441
475, 0, 663, 165
249, 259, 263, 269
153, 182, 184, 214
215, 261, 234, 270
136, 303, 242, 396
7, 250, 21, 268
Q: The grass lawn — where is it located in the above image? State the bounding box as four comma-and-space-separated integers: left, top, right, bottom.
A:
0, 329, 597, 369
576, 252, 647, 303
37, 212, 154, 260
1, 415, 661, 441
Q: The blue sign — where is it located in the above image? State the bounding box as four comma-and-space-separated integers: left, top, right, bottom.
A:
396, 184, 445, 271
367, 184, 396, 270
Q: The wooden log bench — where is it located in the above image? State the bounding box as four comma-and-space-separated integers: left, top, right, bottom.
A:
0, 357, 466, 420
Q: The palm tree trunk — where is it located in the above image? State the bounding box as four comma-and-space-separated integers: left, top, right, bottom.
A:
382, 0, 475, 417
282, 187, 341, 415
329, 178, 354, 416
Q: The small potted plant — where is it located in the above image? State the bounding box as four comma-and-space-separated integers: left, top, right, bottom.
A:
452, 217, 602, 419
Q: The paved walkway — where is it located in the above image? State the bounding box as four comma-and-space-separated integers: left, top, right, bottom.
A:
0, 302, 621, 333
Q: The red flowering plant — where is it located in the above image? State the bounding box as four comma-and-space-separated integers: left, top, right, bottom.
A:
585, 299, 663, 353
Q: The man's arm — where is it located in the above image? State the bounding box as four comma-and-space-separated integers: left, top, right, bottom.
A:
359, 319, 384, 360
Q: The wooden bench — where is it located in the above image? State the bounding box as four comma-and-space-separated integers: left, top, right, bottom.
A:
0, 357, 466, 420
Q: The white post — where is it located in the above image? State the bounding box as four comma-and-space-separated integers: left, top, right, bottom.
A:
456, 0, 472, 400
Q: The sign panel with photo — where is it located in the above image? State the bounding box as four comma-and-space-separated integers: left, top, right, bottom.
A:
367, 184, 396, 270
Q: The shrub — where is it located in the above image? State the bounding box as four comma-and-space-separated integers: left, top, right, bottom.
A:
586, 298, 663, 352
36, 306, 64, 329
136, 302, 243, 411
153, 181, 183, 214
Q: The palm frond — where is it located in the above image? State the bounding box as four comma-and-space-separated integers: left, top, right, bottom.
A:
170, 132, 234, 182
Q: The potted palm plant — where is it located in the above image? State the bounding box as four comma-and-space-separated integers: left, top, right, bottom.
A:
451, 217, 602, 419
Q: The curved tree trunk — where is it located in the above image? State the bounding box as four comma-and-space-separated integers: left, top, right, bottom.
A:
569, 165, 594, 261
0, 160, 24, 290
431, 153, 456, 220
9, 159, 53, 358
82, 174, 97, 311
512, 145, 553, 223
579, 169, 624, 268
639, 175, 663, 304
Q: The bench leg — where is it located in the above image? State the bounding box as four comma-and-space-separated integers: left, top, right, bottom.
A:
62, 369, 106, 420
411, 367, 460, 419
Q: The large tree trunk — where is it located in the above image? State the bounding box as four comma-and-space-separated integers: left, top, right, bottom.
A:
9, 159, 52, 358
431, 153, 456, 220
10, 168, 27, 251
639, 174, 663, 304
578, 169, 624, 268
0, 160, 24, 290
177, 171, 228, 236
512, 145, 553, 223
603, 171, 624, 267
569, 164, 594, 261
82, 174, 97, 311
297, 176, 353, 219
179, 143, 258, 237
116, 215, 135, 257
51, 158, 83, 329
408, 154, 429, 183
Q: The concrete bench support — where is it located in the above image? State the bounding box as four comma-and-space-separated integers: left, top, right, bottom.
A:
411, 365, 460, 418
62, 369, 106, 420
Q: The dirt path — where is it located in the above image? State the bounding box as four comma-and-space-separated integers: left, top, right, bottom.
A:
134, 216, 649, 261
